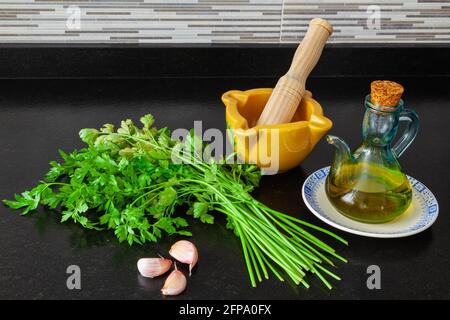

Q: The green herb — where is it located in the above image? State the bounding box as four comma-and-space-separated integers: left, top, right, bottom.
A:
3, 114, 347, 288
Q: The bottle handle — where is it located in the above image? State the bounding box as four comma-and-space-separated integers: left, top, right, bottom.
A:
393, 108, 419, 158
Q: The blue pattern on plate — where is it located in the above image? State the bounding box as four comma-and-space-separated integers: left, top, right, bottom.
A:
303, 167, 439, 235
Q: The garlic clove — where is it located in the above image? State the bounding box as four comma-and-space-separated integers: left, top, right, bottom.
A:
161, 269, 187, 296
137, 258, 172, 278
169, 240, 198, 276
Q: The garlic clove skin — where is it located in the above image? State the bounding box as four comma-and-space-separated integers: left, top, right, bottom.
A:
161, 269, 187, 296
169, 240, 198, 276
137, 258, 172, 278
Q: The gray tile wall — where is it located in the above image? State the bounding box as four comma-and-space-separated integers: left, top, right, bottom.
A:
0, 0, 449, 44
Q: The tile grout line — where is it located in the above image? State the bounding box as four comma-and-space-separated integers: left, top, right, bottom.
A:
279, 0, 286, 43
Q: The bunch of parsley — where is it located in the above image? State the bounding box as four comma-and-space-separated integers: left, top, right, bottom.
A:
3, 114, 346, 288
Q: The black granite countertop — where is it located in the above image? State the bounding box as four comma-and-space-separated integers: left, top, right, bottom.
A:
0, 77, 448, 300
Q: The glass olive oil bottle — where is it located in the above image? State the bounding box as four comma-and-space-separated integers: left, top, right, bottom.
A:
325, 81, 419, 224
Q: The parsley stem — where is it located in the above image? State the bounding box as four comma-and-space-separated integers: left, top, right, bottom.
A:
234, 222, 256, 287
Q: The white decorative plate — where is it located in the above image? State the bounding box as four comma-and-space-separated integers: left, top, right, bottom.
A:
302, 167, 439, 238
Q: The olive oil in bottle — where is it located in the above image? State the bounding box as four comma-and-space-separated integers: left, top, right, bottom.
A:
326, 163, 412, 223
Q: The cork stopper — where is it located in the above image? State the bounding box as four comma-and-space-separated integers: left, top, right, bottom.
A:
370, 80, 404, 107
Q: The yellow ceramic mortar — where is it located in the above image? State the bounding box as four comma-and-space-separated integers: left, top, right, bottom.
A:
222, 88, 332, 173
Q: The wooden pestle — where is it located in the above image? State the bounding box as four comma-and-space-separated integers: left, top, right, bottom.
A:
256, 18, 333, 126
